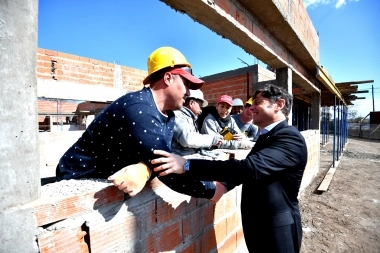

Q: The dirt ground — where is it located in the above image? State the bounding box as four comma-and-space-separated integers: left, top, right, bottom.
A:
299, 137, 380, 253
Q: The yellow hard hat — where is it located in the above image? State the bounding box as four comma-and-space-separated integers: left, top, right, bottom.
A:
143, 47, 191, 84
246, 97, 253, 105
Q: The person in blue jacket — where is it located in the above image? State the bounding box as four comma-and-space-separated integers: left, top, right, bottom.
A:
56, 46, 226, 202
152, 84, 308, 253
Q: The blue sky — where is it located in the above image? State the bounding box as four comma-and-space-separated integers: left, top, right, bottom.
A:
38, 0, 379, 117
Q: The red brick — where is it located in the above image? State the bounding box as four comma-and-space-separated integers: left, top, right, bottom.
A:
83, 62, 94, 69
201, 228, 217, 253
57, 52, 69, 58
217, 231, 236, 253
38, 55, 52, 61
89, 215, 137, 252
90, 59, 99, 65
146, 234, 156, 252
226, 212, 240, 232
38, 227, 88, 253
214, 219, 227, 245
181, 237, 202, 253
68, 54, 80, 61
45, 49, 58, 56
33, 186, 124, 226
79, 56, 90, 62
99, 61, 108, 67
182, 208, 203, 239
236, 227, 245, 245
157, 222, 182, 250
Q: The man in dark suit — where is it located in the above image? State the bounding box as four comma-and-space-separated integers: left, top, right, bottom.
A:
152, 84, 308, 253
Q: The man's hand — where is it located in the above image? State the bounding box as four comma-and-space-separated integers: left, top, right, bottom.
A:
212, 134, 223, 147
152, 150, 186, 176
232, 133, 245, 141
108, 162, 151, 196
210, 181, 227, 203
238, 140, 254, 149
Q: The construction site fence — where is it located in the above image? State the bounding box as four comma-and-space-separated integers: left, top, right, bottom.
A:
347, 123, 380, 140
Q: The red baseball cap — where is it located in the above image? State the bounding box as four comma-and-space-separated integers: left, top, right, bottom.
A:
168, 67, 204, 90
217, 95, 233, 106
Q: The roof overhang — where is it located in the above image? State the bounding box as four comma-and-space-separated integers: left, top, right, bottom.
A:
316, 66, 346, 106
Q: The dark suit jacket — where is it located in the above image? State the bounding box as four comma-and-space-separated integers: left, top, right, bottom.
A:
188, 120, 308, 252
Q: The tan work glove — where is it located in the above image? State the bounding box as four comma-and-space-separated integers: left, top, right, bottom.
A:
210, 181, 228, 203
108, 162, 151, 196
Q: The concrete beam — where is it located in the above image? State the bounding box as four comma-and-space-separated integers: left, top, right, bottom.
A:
38, 79, 129, 102
161, 0, 320, 93
316, 66, 346, 106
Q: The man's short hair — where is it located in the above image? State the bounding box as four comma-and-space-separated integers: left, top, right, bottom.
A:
253, 84, 293, 117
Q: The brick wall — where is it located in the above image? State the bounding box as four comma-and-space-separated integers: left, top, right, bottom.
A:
35, 171, 248, 252
37, 48, 146, 89
201, 65, 276, 104
35, 130, 320, 252
202, 73, 249, 104
36, 48, 147, 123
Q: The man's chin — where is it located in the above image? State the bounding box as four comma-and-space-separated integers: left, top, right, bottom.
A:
175, 103, 183, 110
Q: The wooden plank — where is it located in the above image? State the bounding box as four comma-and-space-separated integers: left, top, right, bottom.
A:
317, 160, 340, 192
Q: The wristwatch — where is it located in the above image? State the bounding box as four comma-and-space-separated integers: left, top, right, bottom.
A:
183, 159, 190, 172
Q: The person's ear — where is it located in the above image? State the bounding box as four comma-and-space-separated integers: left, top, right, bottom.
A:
162, 72, 173, 87
275, 99, 285, 111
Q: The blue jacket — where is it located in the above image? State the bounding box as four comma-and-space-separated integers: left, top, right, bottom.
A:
56, 88, 217, 199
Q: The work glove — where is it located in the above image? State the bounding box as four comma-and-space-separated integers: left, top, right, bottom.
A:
108, 162, 151, 196
212, 134, 224, 146
210, 181, 228, 203
238, 140, 254, 150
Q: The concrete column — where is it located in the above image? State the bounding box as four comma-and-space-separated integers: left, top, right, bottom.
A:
0, 0, 39, 252
276, 67, 292, 125
311, 92, 321, 129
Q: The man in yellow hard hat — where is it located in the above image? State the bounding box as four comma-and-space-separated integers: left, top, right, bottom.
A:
56, 46, 226, 202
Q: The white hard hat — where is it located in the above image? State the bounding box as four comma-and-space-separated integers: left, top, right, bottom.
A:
189, 89, 208, 107
233, 98, 244, 106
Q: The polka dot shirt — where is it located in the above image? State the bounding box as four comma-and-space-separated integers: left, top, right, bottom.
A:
56, 88, 216, 199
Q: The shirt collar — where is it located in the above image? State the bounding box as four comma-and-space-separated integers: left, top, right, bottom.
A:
260, 120, 285, 135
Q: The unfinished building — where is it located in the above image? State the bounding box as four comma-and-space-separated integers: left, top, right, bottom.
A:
0, 0, 372, 252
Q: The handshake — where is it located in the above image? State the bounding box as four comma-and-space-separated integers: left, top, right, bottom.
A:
108, 162, 226, 203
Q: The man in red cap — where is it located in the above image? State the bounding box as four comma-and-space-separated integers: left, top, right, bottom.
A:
56, 46, 226, 202
200, 94, 254, 150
